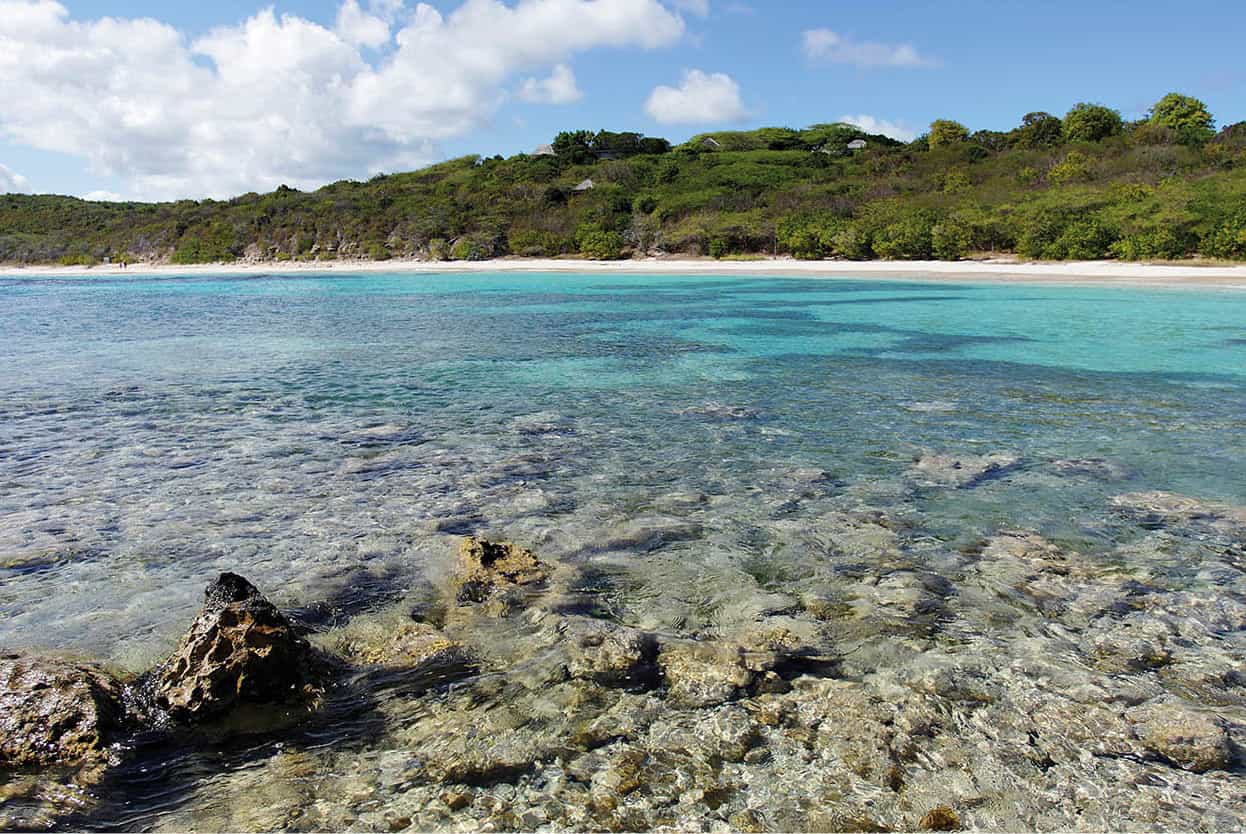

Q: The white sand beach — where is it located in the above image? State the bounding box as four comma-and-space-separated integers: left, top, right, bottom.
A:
5, 256, 1246, 289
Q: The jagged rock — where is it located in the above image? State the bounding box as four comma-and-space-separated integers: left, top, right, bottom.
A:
454, 537, 548, 607
560, 618, 659, 688
658, 642, 754, 708
920, 806, 962, 831
151, 573, 322, 723
1128, 703, 1232, 773
0, 653, 125, 768
911, 453, 1021, 488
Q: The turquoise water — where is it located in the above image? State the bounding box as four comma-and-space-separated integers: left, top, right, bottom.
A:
2, 271, 1245, 831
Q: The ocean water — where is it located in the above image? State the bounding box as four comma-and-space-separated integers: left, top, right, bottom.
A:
2, 271, 1245, 831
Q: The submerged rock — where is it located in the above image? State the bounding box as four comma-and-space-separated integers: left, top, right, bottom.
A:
658, 643, 754, 708
1111, 491, 1246, 528
911, 452, 1021, 489
333, 621, 473, 672
150, 573, 323, 723
454, 537, 548, 608
0, 653, 125, 768
1128, 702, 1233, 773
560, 618, 659, 689
1049, 457, 1132, 481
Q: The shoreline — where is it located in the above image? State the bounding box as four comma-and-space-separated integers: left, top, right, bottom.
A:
5, 256, 1246, 288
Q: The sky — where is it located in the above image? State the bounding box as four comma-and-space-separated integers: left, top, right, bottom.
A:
1, 0, 1243, 202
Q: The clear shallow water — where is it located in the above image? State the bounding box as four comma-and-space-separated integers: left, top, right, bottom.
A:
2, 272, 1246, 831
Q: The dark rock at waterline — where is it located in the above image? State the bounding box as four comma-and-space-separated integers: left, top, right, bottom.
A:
559, 618, 660, 689
149, 573, 324, 723
0, 653, 126, 768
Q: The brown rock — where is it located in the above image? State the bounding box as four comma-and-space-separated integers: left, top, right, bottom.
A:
919, 806, 961, 831
658, 642, 754, 708
454, 537, 548, 605
152, 573, 321, 723
0, 653, 125, 768
561, 618, 659, 688
1129, 703, 1232, 773
338, 622, 473, 671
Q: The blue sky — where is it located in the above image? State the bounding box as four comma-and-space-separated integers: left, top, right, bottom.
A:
1, 0, 1243, 201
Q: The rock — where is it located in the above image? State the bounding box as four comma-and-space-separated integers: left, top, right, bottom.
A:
335, 621, 473, 671
1050, 457, 1131, 481
920, 806, 961, 831
911, 453, 1021, 489
454, 537, 548, 606
658, 642, 754, 708
560, 619, 659, 689
1129, 703, 1232, 773
0, 653, 125, 768
1111, 491, 1246, 528
151, 573, 322, 723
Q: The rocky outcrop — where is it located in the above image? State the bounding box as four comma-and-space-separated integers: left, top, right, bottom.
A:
453, 537, 548, 611
0, 653, 125, 768
911, 452, 1021, 488
150, 572, 323, 723
658, 643, 756, 708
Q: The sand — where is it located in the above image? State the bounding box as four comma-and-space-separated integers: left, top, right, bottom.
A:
5, 256, 1246, 289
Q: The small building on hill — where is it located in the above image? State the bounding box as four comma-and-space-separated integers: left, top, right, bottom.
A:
573, 179, 595, 192
848, 139, 868, 151
699, 136, 722, 150
532, 144, 556, 157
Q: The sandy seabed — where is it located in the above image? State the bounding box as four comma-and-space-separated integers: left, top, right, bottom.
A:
5, 256, 1246, 289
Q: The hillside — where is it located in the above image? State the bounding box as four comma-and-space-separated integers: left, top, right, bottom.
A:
3, 96, 1246, 265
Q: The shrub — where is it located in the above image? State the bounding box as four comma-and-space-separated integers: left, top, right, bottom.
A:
1202, 214, 1246, 260
1110, 227, 1191, 261
450, 235, 492, 261
575, 225, 625, 260
508, 229, 565, 257
1148, 93, 1215, 143
1015, 112, 1064, 148
427, 238, 450, 261
367, 242, 392, 261
708, 238, 728, 259
1046, 218, 1116, 260
1063, 103, 1123, 142
872, 211, 935, 259
929, 120, 970, 148
1049, 151, 1094, 184
932, 217, 973, 260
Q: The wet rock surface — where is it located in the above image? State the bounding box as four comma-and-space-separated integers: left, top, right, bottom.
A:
0, 653, 125, 768
149, 572, 324, 723
911, 452, 1021, 488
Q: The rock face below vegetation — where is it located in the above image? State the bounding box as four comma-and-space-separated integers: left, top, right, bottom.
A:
151, 572, 322, 723
0, 652, 125, 768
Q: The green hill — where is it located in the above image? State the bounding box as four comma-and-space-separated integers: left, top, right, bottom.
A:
3, 96, 1245, 265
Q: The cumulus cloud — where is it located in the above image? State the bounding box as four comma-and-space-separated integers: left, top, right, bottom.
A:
518, 64, 582, 104
645, 69, 746, 125
0, 162, 29, 193
83, 190, 125, 202
803, 29, 933, 68
839, 114, 918, 142
0, 0, 687, 200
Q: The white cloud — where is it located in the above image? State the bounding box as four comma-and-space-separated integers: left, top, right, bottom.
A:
802, 29, 933, 68
672, 0, 709, 16
839, 114, 918, 142
84, 190, 125, 202
335, 0, 391, 48
0, 0, 687, 200
645, 69, 746, 125
518, 64, 582, 104
0, 162, 29, 193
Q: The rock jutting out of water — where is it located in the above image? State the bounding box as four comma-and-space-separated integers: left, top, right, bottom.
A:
146, 572, 326, 723
0, 653, 126, 769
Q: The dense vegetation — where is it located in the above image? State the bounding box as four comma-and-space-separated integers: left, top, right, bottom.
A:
3, 94, 1245, 265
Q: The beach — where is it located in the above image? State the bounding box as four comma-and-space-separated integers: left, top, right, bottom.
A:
6, 256, 1246, 288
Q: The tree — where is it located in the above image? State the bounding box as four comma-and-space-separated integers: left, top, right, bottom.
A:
1015, 112, 1063, 148
1148, 93, 1215, 143
929, 120, 969, 148
1063, 103, 1123, 142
